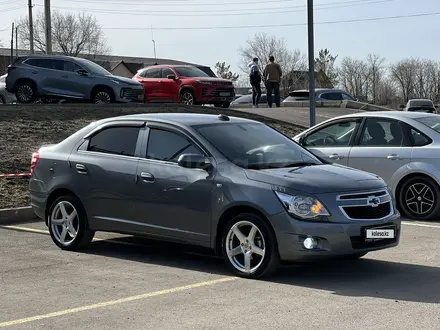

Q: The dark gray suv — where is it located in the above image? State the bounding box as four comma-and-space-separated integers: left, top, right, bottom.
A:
6, 55, 145, 104
29, 113, 401, 278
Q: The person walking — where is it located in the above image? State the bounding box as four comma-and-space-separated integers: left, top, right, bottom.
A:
263, 55, 282, 108
248, 57, 262, 108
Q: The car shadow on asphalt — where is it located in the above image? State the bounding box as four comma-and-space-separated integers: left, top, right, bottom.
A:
80, 236, 440, 304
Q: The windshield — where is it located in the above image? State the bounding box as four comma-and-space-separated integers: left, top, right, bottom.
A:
76, 58, 111, 76
174, 66, 209, 78
193, 122, 323, 169
414, 116, 440, 133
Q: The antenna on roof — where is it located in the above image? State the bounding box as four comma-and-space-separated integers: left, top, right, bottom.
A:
151, 25, 156, 59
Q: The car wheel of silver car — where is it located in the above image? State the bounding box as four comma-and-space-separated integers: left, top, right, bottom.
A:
180, 90, 194, 105
48, 194, 95, 250
222, 213, 280, 278
15, 82, 36, 104
93, 91, 112, 104
398, 175, 440, 221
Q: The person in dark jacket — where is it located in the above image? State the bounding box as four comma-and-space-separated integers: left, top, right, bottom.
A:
263, 55, 282, 108
249, 57, 262, 108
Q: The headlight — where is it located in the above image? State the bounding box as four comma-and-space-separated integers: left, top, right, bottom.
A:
274, 191, 330, 219
111, 79, 121, 84
196, 80, 212, 85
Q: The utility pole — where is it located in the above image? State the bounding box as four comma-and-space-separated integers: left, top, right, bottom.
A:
44, 0, 52, 54
151, 25, 156, 59
307, 0, 316, 127
28, 0, 34, 54
15, 25, 18, 57
10, 22, 14, 63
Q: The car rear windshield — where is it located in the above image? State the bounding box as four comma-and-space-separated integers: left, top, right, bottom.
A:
409, 100, 434, 109
174, 66, 209, 77
193, 122, 323, 169
414, 116, 440, 133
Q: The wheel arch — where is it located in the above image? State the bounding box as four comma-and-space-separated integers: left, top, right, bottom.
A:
213, 204, 278, 256
179, 85, 196, 96
395, 172, 439, 199
90, 84, 115, 101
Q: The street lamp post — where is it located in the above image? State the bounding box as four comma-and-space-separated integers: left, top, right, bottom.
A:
307, 0, 316, 127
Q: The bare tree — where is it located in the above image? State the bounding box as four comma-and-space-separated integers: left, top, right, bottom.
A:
338, 57, 370, 100
389, 58, 419, 102
366, 53, 386, 103
17, 10, 110, 56
238, 32, 306, 92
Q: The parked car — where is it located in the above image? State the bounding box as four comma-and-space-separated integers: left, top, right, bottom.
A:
230, 94, 285, 107
30, 113, 400, 278
133, 65, 235, 108
293, 111, 440, 221
282, 88, 357, 104
0, 74, 16, 104
6, 55, 145, 104
400, 99, 437, 113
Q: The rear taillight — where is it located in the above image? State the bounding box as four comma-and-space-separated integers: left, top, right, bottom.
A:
31, 152, 40, 173
7, 65, 16, 72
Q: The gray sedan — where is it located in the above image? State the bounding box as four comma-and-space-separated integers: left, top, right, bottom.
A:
294, 111, 440, 221
30, 113, 400, 278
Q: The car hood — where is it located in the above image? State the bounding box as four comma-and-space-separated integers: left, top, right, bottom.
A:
191, 77, 232, 84
245, 164, 385, 194
107, 75, 142, 86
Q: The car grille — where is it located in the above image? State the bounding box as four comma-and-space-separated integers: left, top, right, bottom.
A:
337, 189, 394, 220
343, 202, 391, 220
350, 223, 398, 249
121, 88, 144, 101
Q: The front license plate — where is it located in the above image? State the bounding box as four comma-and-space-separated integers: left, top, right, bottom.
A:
219, 92, 230, 96
365, 229, 395, 239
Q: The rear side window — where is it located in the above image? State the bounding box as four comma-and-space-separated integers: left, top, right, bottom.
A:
146, 128, 203, 162
320, 92, 342, 100
87, 126, 140, 156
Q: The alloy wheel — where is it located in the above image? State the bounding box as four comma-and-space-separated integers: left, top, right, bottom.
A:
225, 220, 266, 274
405, 183, 435, 216
181, 91, 194, 105
16, 85, 33, 103
50, 201, 79, 246
94, 91, 111, 104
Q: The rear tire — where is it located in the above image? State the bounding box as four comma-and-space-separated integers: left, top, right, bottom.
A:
15, 81, 37, 103
397, 175, 440, 221
48, 194, 95, 250
221, 213, 280, 279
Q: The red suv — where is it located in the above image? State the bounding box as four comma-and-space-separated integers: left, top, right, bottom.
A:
133, 64, 235, 108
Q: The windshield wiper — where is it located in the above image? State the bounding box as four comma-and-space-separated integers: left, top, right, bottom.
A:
246, 162, 319, 170
279, 162, 319, 168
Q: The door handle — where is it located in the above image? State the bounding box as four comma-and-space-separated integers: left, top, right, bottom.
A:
329, 154, 344, 160
75, 164, 87, 174
387, 154, 403, 160
140, 172, 155, 183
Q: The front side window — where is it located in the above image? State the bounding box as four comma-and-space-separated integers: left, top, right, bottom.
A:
320, 92, 342, 101
146, 128, 203, 162
342, 93, 355, 100
161, 68, 175, 78
62, 61, 84, 72
304, 120, 360, 147
87, 126, 140, 156
193, 122, 322, 169
145, 68, 161, 78
75, 58, 111, 76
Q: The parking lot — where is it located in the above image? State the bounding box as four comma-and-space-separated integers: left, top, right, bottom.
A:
1, 219, 439, 329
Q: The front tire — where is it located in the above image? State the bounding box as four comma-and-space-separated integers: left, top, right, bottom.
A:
398, 175, 440, 221
180, 90, 195, 105
48, 194, 95, 250
221, 213, 279, 278
92, 89, 113, 104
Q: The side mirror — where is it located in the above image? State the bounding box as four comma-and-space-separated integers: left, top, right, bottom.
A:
76, 69, 88, 76
298, 135, 306, 145
177, 153, 211, 170
167, 74, 177, 80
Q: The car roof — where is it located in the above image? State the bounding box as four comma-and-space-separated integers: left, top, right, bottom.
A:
292, 88, 346, 93
408, 98, 434, 102
332, 110, 438, 120
101, 112, 259, 126
16, 54, 82, 61
138, 64, 194, 70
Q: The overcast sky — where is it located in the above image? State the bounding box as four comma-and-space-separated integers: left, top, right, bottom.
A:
0, 0, 439, 76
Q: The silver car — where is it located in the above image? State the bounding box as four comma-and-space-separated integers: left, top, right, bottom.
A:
0, 74, 16, 104
294, 111, 440, 221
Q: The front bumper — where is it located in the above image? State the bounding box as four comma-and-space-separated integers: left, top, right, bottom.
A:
272, 212, 401, 262
197, 86, 235, 104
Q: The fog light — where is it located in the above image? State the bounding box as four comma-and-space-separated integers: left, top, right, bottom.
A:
303, 237, 318, 250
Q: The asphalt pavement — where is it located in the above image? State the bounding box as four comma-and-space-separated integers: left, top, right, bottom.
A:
0, 220, 439, 329
230, 106, 362, 127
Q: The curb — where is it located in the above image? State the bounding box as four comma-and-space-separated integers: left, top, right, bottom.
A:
0, 206, 40, 225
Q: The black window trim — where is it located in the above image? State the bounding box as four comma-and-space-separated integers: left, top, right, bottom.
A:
140, 122, 210, 165
303, 117, 363, 147
352, 117, 414, 147
78, 120, 146, 158
23, 57, 64, 72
